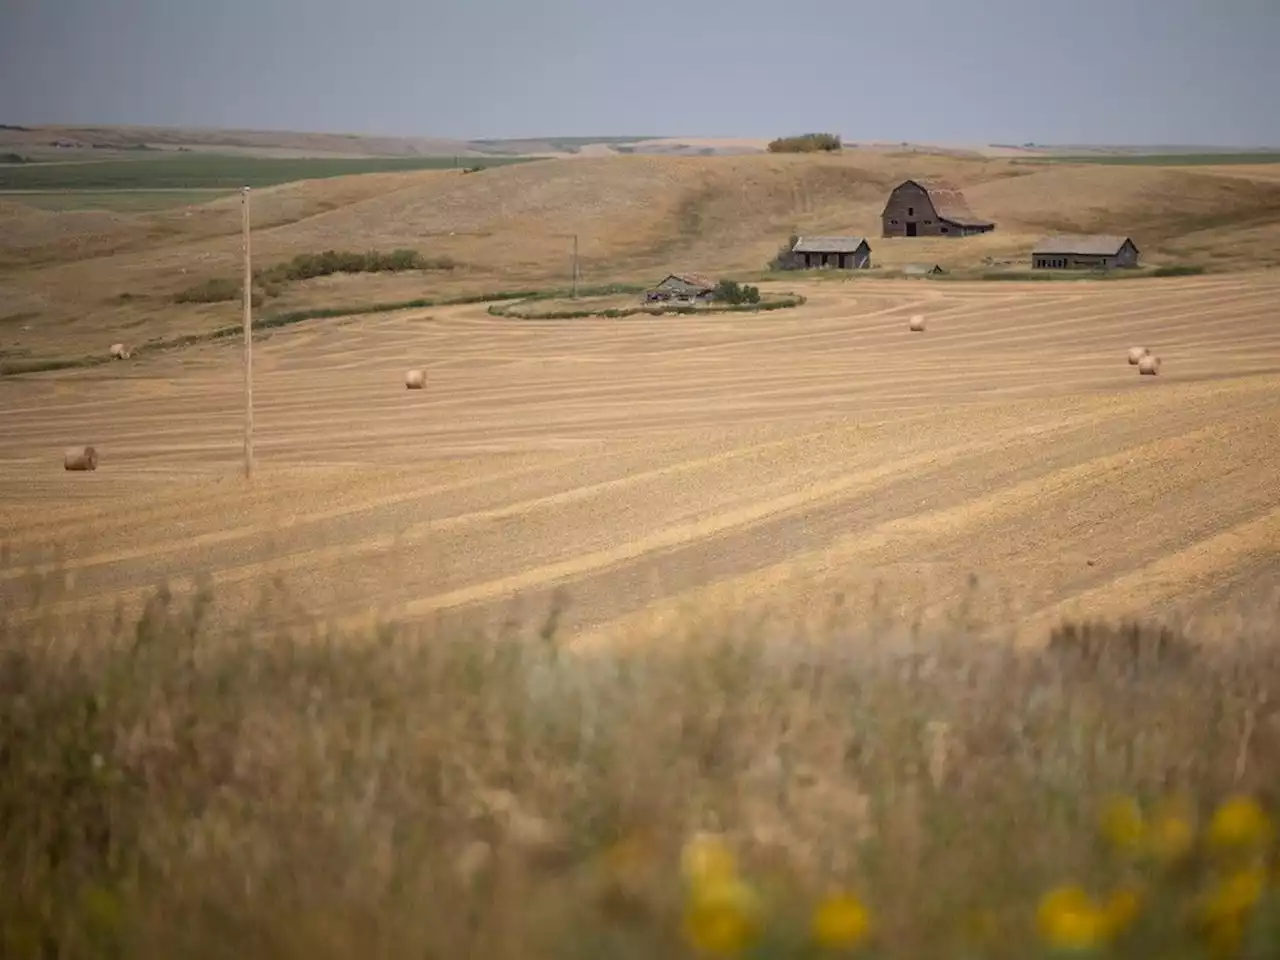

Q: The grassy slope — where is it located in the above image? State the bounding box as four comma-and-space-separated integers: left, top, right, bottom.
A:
1030, 151, 1280, 166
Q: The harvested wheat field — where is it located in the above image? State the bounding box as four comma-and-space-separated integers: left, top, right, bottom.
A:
3, 269, 1279, 647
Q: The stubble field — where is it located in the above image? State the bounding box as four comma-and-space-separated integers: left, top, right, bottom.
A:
4, 269, 1279, 647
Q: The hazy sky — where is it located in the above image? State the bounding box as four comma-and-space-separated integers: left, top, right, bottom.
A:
2, 0, 1277, 145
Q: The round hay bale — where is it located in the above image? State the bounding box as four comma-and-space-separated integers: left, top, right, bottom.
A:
64, 445, 98, 471
908, 314, 926, 332
110, 342, 127, 360
1127, 346, 1149, 365
1137, 355, 1161, 376
404, 368, 426, 389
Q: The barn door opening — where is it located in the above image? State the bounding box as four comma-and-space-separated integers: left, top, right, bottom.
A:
905, 222, 918, 237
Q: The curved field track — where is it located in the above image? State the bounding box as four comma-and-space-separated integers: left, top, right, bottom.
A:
3, 272, 1280, 646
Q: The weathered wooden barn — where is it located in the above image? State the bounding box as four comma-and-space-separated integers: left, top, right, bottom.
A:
880, 179, 996, 238
791, 236, 872, 270
644, 272, 717, 302
1031, 235, 1140, 269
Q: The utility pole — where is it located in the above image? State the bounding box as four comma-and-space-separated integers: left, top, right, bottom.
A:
241, 186, 254, 480
572, 234, 579, 298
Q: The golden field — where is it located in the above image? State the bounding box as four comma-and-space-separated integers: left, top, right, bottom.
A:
3, 147, 1280, 640
4, 267, 1280, 644
4, 144, 1280, 960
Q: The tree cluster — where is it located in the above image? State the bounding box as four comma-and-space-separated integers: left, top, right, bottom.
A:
766, 133, 842, 153
713, 280, 762, 305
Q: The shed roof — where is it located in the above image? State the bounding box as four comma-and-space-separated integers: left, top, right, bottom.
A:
901, 262, 945, 275
657, 272, 716, 290
792, 236, 869, 254
1032, 234, 1136, 256
887, 178, 994, 228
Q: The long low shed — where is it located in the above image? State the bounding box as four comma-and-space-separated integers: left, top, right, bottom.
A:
791, 236, 872, 269
1032, 234, 1140, 269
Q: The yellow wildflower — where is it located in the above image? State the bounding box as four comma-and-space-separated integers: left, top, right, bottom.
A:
681, 833, 738, 888
1200, 865, 1266, 926
1145, 798, 1196, 868
1036, 884, 1110, 952
1101, 886, 1143, 940
682, 876, 763, 956
1196, 865, 1267, 958
1098, 794, 1147, 853
811, 891, 873, 951
1206, 795, 1273, 857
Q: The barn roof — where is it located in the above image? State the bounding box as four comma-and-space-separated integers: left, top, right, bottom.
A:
792, 236, 869, 254
888, 178, 994, 228
1032, 234, 1136, 256
658, 272, 716, 290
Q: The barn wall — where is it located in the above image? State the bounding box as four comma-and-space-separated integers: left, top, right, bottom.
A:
1034, 253, 1122, 269
880, 182, 946, 238
799, 245, 871, 269
1116, 242, 1140, 267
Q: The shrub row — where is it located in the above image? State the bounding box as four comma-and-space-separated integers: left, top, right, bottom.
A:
489, 293, 805, 320
256, 248, 456, 284
712, 279, 762, 305
173, 278, 263, 306
1151, 264, 1207, 277
173, 249, 457, 305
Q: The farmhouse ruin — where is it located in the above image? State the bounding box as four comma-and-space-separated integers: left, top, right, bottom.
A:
1031, 235, 1141, 270
881, 179, 996, 238
644, 273, 717, 303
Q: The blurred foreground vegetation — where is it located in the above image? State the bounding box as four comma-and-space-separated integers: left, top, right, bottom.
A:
2, 568, 1280, 959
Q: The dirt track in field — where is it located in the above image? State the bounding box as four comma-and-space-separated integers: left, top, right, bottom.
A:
3, 273, 1279, 645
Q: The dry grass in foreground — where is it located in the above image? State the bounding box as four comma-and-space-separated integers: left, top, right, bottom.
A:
3, 571, 1280, 960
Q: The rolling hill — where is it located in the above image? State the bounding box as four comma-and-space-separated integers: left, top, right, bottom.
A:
3, 147, 1280, 367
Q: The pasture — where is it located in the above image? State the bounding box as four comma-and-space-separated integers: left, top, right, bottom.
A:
0, 152, 536, 191
1031, 151, 1280, 166
5, 271, 1279, 646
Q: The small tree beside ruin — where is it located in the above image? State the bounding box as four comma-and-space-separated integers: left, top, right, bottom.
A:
713, 280, 762, 305
768, 234, 802, 271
